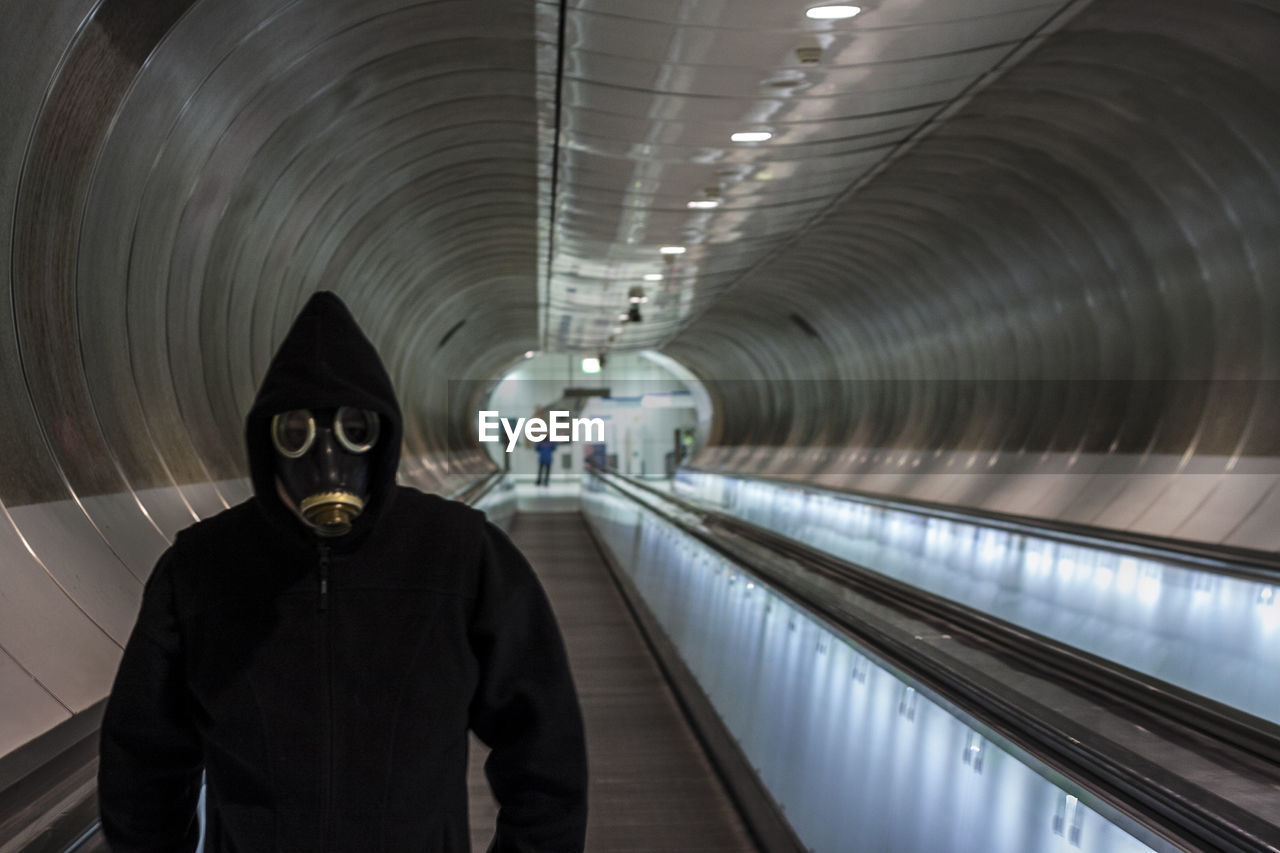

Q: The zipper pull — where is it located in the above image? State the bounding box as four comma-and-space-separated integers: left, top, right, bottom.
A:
318, 544, 330, 611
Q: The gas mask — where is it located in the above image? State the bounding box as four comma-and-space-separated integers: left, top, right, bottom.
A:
271, 406, 380, 537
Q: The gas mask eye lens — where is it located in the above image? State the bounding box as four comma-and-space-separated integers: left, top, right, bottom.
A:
335, 407, 379, 454
271, 410, 315, 458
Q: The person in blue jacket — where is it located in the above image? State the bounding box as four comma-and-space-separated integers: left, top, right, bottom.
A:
535, 439, 556, 486
97, 292, 588, 851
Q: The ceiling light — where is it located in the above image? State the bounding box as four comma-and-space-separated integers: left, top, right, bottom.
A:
643, 273, 664, 281
806, 4, 861, 19
660, 246, 686, 255
523, 350, 536, 359
581, 357, 600, 374
731, 131, 772, 143
611, 326, 624, 334
687, 200, 720, 209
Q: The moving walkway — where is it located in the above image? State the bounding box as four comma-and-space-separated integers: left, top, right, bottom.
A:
6, 470, 1279, 851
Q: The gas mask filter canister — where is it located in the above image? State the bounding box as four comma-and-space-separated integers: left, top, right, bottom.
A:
271, 406, 380, 537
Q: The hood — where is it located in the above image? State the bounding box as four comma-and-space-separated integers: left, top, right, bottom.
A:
245, 291, 403, 543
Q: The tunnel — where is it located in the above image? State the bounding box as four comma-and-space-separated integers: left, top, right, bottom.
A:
1, 0, 1277, 850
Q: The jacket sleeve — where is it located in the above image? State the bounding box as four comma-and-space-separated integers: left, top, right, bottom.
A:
468, 520, 588, 853
98, 547, 203, 852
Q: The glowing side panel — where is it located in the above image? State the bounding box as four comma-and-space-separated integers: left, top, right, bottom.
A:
582, 479, 1160, 853
674, 470, 1280, 724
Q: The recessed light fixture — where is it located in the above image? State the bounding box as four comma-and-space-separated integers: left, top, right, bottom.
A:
687, 200, 720, 209
523, 350, 536, 359
643, 273, 664, 281
806, 4, 861, 19
660, 246, 686, 255
581, 357, 600, 374
731, 131, 773, 143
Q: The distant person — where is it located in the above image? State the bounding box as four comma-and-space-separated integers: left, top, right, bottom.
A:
98, 292, 587, 851
535, 438, 556, 486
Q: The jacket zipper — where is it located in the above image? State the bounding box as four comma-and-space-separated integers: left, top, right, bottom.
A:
319, 544, 330, 611
318, 543, 333, 850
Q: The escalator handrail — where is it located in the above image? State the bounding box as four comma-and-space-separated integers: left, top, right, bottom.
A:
678, 464, 1280, 582
446, 470, 505, 506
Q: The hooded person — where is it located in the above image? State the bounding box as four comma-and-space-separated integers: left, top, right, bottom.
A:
98, 292, 588, 852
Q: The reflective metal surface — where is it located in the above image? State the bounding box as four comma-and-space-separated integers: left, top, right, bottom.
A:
667, 0, 1280, 549
543, 0, 1089, 350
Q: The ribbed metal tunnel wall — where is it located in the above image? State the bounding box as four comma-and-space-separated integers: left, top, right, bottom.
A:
669, 0, 1280, 550
0, 0, 539, 760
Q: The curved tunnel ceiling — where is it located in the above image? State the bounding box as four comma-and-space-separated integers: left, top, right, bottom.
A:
0, 0, 1277, 764
544, 0, 1093, 351
665, 0, 1280, 549
7, 0, 543, 512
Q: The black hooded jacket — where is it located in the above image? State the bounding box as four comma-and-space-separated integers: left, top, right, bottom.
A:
98, 292, 588, 851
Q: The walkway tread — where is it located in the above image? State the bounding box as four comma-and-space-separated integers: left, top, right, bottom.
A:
468, 512, 758, 852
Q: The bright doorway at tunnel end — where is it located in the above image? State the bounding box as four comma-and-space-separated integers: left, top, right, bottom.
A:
449, 351, 710, 484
